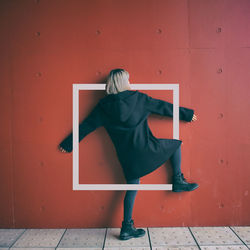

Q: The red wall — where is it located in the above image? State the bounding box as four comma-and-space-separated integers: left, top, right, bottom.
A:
1, 0, 250, 228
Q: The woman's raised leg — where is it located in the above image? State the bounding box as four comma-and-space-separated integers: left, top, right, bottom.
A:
169, 145, 182, 177
169, 144, 199, 192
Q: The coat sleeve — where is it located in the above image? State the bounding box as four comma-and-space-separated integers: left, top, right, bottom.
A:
144, 94, 194, 122
59, 104, 103, 153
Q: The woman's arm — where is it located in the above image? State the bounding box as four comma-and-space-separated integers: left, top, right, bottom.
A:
144, 94, 194, 122
58, 103, 103, 153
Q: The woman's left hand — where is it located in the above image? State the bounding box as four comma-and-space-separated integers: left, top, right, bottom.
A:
191, 113, 197, 122
58, 145, 69, 153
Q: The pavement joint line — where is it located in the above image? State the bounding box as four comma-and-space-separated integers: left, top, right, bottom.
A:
229, 226, 250, 250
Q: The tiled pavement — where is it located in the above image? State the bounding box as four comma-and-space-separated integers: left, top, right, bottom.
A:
0, 226, 249, 249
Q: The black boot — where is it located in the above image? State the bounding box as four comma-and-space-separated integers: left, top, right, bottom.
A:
119, 219, 146, 240
172, 173, 199, 192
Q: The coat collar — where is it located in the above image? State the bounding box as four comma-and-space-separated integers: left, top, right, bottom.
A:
112, 90, 138, 98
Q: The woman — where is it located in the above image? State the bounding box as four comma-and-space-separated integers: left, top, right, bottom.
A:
58, 68, 198, 241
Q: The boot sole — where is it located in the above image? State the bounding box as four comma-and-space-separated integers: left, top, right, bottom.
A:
172, 185, 199, 192
119, 232, 146, 240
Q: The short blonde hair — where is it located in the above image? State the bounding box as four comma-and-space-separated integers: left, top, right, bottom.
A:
105, 68, 131, 95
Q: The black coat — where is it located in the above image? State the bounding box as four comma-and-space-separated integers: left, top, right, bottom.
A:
59, 90, 194, 181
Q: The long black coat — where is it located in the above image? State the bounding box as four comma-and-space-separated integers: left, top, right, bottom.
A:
59, 90, 194, 181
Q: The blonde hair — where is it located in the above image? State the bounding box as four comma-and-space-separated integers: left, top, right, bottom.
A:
105, 68, 131, 95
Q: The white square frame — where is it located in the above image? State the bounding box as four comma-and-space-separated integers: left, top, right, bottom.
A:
73, 83, 180, 190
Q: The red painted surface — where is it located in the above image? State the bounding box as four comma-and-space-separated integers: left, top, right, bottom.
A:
0, 0, 250, 228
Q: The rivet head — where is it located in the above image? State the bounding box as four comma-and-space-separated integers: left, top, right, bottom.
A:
36, 72, 42, 77
34, 0, 40, 3
40, 161, 44, 166
217, 68, 223, 73
157, 28, 162, 34
158, 69, 162, 75
96, 30, 101, 35
219, 113, 224, 118
219, 203, 224, 208
35, 31, 40, 36
39, 117, 43, 122
40, 206, 45, 211
220, 159, 224, 164
216, 27, 222, 33
96, 71, 101, 76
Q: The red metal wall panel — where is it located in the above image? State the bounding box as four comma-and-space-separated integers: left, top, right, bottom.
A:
0, 0, 249, 228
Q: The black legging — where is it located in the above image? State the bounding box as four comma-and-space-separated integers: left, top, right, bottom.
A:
123, 144, 182, 222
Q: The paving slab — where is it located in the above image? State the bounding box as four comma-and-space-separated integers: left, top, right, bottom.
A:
148, 227, 197, 247
189, 227, 243, 246
11, 229, 65, 248
0, 229, 26, 248
152, 246, 199, 250
57, 228, 106, 248
200, 246, 248, 249
11, 248, 55, 250
104, 247, 150, 250
58, 248, 101, 250
231, 226, 250, 245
